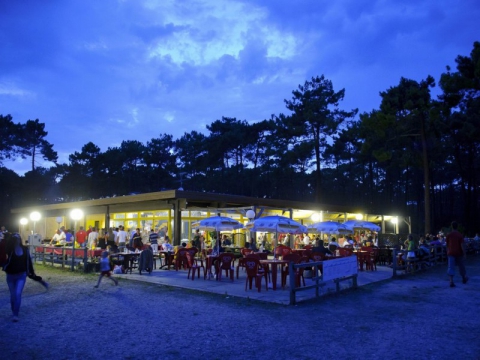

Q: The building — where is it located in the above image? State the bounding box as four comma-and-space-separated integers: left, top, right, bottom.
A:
11, 190, 410, 245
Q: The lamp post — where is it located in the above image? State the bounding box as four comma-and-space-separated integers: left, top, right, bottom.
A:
70, 209, 84, 271
30, 211, 41, 236
20, 218, 28, 243
246, 209, 256, 248
390, 216, 398, 235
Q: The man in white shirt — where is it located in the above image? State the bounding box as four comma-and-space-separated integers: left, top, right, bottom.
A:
116, 225, 128, 250
87, 227, 98, 249
303, 234, 311, 246
50, 229, 66, 245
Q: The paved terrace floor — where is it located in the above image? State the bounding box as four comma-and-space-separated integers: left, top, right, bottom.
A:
113, 262, 394, 305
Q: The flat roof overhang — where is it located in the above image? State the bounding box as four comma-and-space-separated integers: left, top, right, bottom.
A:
11, 190, 363, 217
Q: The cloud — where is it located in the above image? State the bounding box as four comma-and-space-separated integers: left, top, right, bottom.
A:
0, 0, 479, 176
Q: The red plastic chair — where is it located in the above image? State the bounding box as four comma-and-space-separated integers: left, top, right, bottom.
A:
309, 252, 326, 262
338, 248, 353, 257
246, 253, 270, 284
295, 256, 310, 287
358, 247, 376, 270
356, 251, 369, 271
216, 253, 235, 281
186, 250, 205, 280
274, 245, 292, 259
174, 248, 189, 271
244, 257, 267, 292
236, 248, 254, 279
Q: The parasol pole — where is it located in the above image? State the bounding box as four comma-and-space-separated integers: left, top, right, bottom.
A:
274, 227, 277, 260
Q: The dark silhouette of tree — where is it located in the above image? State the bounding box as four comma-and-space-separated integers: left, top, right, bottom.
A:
439, 41, 480, 231
19, 119, 58, 172
144, 134, 177, 191
0, 114, 21, 165
284, 75, 357, 202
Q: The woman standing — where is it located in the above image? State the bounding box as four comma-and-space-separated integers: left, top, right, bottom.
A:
132, 228, 143, 250
2, 233, 47, 322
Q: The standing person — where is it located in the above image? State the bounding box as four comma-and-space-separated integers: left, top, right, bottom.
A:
86, 225, 93, 238
65, 229, 73, 244
0, 226, 7, 267
87, 227, 98, 250
94, 251, 118, 288
303, 233, 311, 247
446, 221, 468, 288
294, 235, 302, 249
49, 229, 66, 245
0, 225, 6, 242
116, 225, 128, 251
105, 228, 118, 252
75, 226, 87, 248
149, 229, 159, 253
192, 229, 201, 251
132, 228, 143, 250
405, 234, 417, 258
3, 233, 48, 322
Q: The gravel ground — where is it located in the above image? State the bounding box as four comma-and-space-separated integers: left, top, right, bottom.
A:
1, 257, 479, 360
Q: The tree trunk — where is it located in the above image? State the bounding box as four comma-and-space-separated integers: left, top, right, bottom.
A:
420, 123, 431, 235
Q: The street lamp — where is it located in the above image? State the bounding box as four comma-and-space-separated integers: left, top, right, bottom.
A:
311, 212, 323, 222
390, 216, 398, 234
30, 211, 41, 235
70, 209, 84, 271
20, 218, 28, 242
246, 210, 256, 221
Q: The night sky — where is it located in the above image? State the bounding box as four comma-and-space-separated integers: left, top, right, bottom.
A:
1, 0, 479, 174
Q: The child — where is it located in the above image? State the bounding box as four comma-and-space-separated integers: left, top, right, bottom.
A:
94, 251, 118, 288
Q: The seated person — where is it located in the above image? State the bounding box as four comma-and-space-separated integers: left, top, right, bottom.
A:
132, 228, 143, 250
429, 236, 442, 246
249, 238, 258, 252
312, 240, 332, 256
418, 238, 430, 259
221, 235, 232, 246
328, 237, 339, 252
211, 238, 225, 255
364, 235, 374, 247
161, 236, 173, 251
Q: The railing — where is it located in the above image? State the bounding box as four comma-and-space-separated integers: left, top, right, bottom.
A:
30, 245, 99, 272
392, 245, 447, 277
288, 256, 358, 305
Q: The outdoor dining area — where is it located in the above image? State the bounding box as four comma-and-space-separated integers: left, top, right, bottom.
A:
103, 216, 389, 292
31, 213, 439, 304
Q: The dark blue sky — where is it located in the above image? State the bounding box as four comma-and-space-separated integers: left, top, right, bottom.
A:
1, 0, 479, 174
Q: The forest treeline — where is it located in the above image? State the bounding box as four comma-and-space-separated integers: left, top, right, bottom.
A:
1, 42, 479, 235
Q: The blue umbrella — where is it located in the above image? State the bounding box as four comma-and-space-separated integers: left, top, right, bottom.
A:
307, 221, 353, 234
343, 220, 381, 232
246, 215, 307, 258
192, 216, 243, 253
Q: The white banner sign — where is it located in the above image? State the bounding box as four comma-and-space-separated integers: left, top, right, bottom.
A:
322, 256, 358, 282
